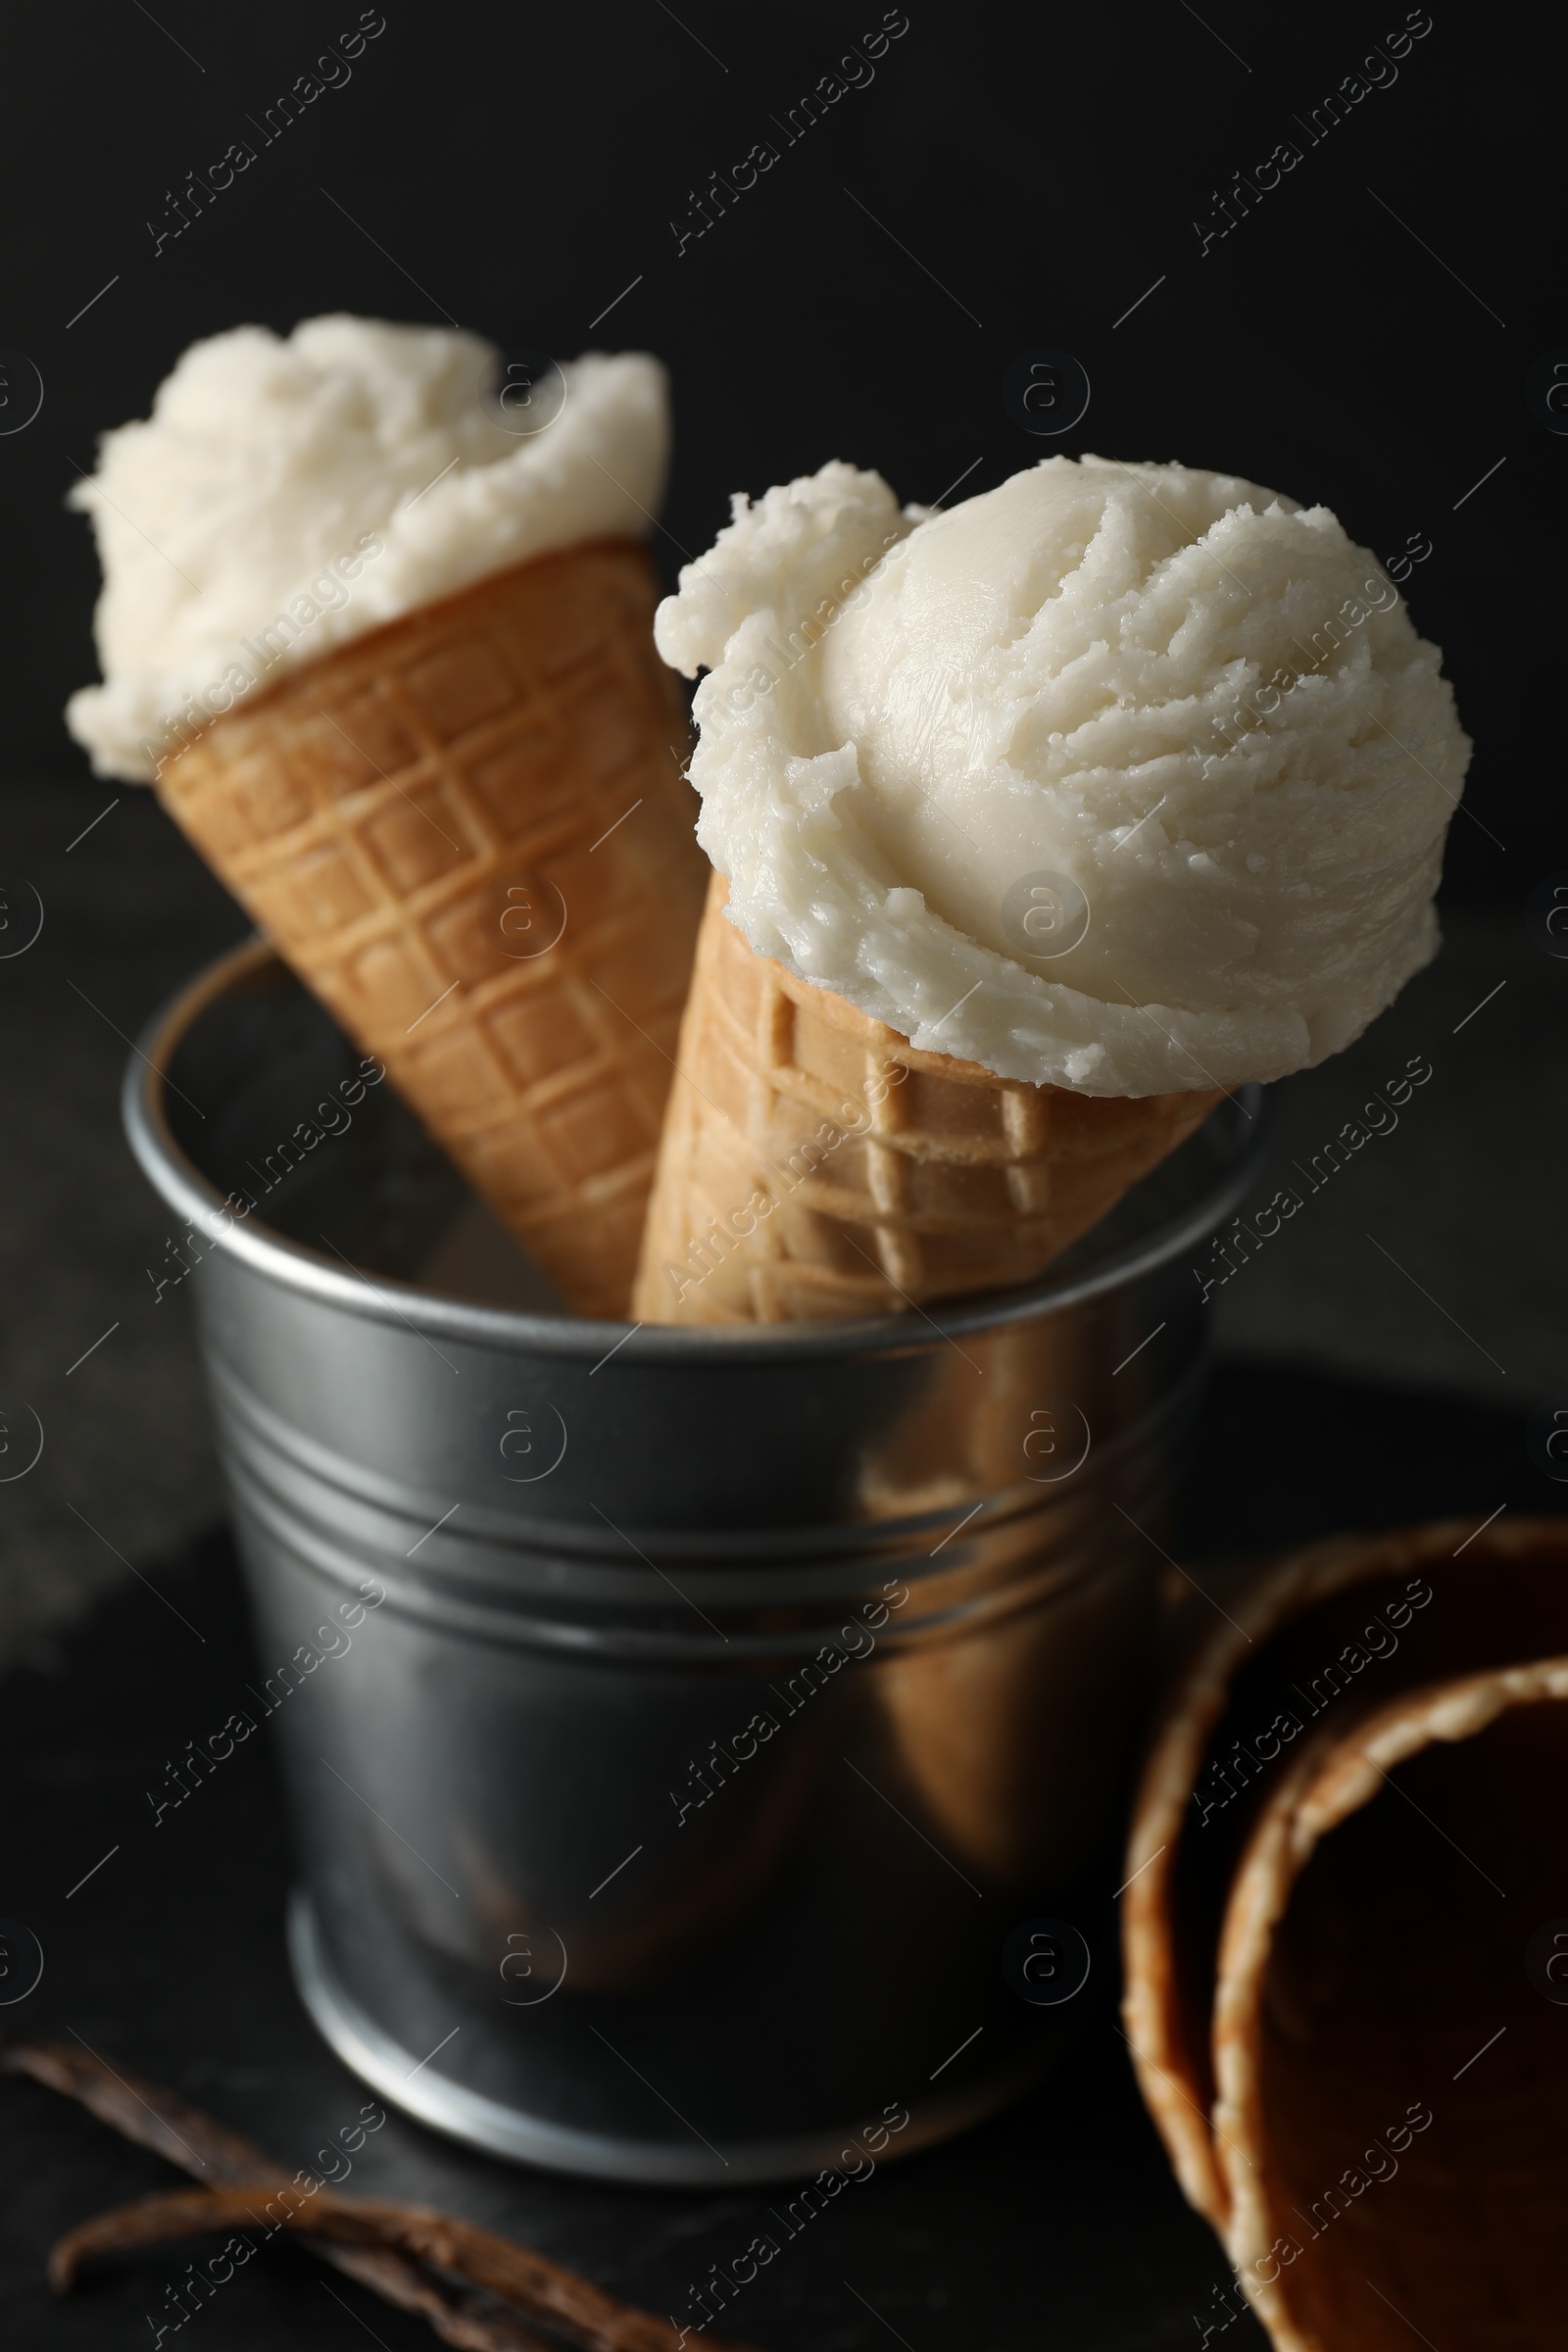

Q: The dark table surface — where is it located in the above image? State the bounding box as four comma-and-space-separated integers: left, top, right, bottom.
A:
1, 1359, 1558, 2352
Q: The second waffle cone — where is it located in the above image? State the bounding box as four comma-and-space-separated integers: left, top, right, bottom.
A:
1118, 1517, 1568, 2352
631, 875, 1222, 1325
156, 540, 706, 1319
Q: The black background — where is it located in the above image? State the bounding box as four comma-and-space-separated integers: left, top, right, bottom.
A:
1, 0, 1560, 906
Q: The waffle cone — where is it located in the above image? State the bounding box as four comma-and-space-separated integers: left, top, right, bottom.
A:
1119, 1516, 1568, 2351
155, 541, 706, 1318
1214, 1656, 1568, 2352
631, 875, 1223, 1325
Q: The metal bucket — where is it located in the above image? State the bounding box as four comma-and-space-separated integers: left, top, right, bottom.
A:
125, 938, 1267, 2185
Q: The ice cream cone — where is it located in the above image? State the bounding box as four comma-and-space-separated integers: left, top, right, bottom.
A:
630, 875, 1222, 1326
156, 539, 706, 1318
1119, 1514, 1568, 2351
1120, 1528, 1421, 2230
1213, 1655, 1568, 2352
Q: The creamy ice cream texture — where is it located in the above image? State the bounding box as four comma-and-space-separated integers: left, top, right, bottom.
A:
657, 456, 1470, 1095
67, 317, 670, 782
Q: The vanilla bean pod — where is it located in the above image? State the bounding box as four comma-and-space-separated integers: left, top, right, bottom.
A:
1, 2041, 546, 2352
4, 2043, 754, 2352
50, 2180, 757, 2352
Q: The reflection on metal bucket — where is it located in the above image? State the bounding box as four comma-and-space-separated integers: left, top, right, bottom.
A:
125, 940, 1268, 2184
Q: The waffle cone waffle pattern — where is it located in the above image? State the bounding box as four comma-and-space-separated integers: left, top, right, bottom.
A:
156, 541, 707, 1318
632, 875, 1222, 1325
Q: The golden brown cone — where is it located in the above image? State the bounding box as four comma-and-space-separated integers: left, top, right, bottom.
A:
1214, 1657, 1568, 2352
1120, 1516, 1568, 2233
631, 874, 1223, 1325
155, 541, 706, 1318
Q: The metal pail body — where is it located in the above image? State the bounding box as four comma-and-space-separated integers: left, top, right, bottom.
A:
125, 941, 1267, 2184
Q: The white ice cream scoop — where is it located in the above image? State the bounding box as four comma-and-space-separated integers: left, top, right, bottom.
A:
66, 316, 669, 782
656, 455, 1471, 1096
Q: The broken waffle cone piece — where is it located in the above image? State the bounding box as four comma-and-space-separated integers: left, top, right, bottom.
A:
1118, 1513, 1568, 2348
1213, 1652, 1568, 2352
630, 874, 1221, 1326
156, 540, 706, 1319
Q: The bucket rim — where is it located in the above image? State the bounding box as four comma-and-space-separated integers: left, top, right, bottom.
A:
122, 936, 1274, 1365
